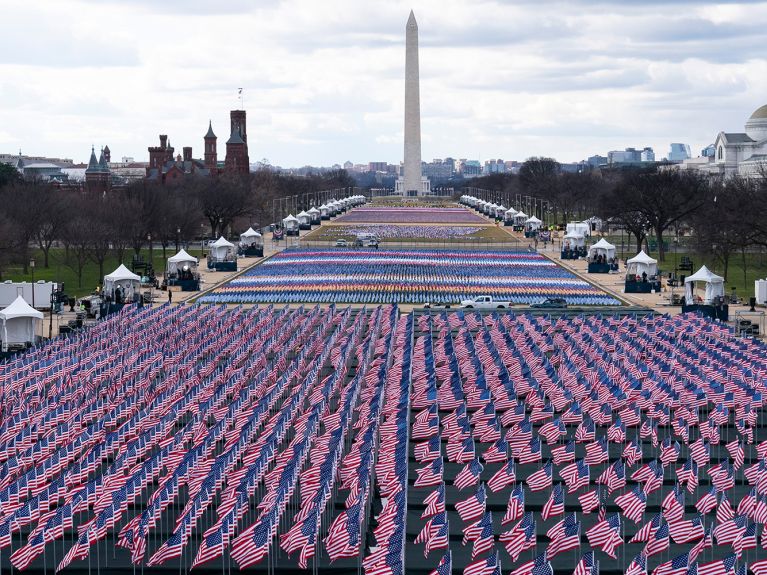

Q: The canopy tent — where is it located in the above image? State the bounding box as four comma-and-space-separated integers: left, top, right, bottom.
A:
566, 222, 591, 238
103, 264, 141, 301
0, 295, 43, 351
626, 250, 658, 278
296, 211, 311, 226
307, 207, 321, 223
167, 249, 198, 275
282, 214, 299, 230
512, 211, 528, 224
239, 227, 263, 248
525, 216, 543, 231
319, 204, 330, 218
495, 204, 507, 218
587, 238, 616, 261
685, 265, 724, 305
504, 208, 518, 220
563, 231, 586, 248
209, 236, 235, 262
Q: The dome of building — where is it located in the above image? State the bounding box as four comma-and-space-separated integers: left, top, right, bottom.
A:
745, 104, 767, 141
749, 104, 767, 120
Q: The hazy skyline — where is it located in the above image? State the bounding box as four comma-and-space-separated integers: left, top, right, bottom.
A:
2, 0, 767, 167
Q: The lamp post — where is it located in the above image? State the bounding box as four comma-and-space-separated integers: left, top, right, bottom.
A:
147, 234, 152, 264
49, 286, 55, 339
30, 258, 35, 309
175, 227, 181, 252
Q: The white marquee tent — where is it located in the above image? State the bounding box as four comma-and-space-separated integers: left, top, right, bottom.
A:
626, 250, 658, 278
525, 216, 543, 231
563, 231, 585, 248
239, 227, 262, 248
103, 264, 141, 300
588, 238, 616, 261
282, 214, 299, 232
209, 237, 235, 262
685, 265, 724, 304
167, 249, 198, 275
0, 295, 43, 351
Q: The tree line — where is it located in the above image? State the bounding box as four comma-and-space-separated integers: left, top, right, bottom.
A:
465, 158, 767, 280
0, 165, 355, 285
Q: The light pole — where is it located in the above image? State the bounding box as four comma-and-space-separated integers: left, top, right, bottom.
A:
49, 287, 55, 339
175, 227, 181, 252
30, 258, 35, 308
147, 234, 152, 265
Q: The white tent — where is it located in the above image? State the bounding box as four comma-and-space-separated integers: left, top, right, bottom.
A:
566, 222, 591, 238
495, 205, 507, 218
563, 231, 585, 248
296, 211, 311, 225
307, 207, 321, 222
282, 214, 299, 231
209, 236, 235, 261
513, 211, 528, 224
626, 250, 658, 278
525, 216, 543, 230
319, 204, 330, 217
587, 238, 616, 261
504, 208, 518, 220
0, 295, 42, 351
239, 227, 262, 248
685, 265, 725, 305
103, 264, 141, 300
167, 249, 198, 275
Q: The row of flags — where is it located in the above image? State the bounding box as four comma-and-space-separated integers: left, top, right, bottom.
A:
1, 304, 767, 574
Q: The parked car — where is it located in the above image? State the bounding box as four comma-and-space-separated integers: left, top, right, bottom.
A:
459, 296, 513, 309
335, 238, 348, 247
530, 297, 568, 309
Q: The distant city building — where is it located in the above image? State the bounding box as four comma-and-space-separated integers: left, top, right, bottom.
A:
483, 159, 506, 175
608, 147, 655, 165
84, 146, 111, 193
0, 153, 74, 168
422, 159, 452, 180
587, 155, 608, 167
667, 143, 691, 162
343, 161, 354, 170
368, 161, 389, 172
458, 159, 482, 176
676, 104, 767, 178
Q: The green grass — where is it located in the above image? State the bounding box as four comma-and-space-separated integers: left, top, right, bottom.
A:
3, 246, 206, 298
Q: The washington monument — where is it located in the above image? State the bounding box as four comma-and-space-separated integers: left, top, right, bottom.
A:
396, 10, 431, 196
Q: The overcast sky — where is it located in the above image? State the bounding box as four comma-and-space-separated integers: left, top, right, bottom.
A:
2, 0, 767, 167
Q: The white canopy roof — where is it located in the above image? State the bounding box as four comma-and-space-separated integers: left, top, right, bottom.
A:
297, 211, 309, 218
626, 250, 657, 266
168, 249, 198, 264
319, 204, 329, 211
497, 205, 507, 212
240, 227, 262, 238
591, 238, 615, 250
283, 214, 299, 223
514, 211, 528, 220
626, 250, 658, 278
307, 207, 320, 215
211, 236, 234, 249
104, 264, 141, 283
1, 295, 42, 350
685, 265, 725, 304
505, 208, 518, 216
525, 216, 542, 224
685, 265, 723, 284
0, 295, 43, 320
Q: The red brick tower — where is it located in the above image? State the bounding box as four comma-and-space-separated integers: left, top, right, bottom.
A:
225, 110, 249, 175
204, 121, 217, 171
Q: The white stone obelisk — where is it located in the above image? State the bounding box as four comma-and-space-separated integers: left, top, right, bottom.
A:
399, 10, 430, 196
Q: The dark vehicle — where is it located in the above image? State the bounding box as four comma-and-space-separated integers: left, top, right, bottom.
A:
530, 297, 568, 309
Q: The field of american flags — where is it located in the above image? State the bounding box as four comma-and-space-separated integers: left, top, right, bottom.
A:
0, 304, 766, 574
